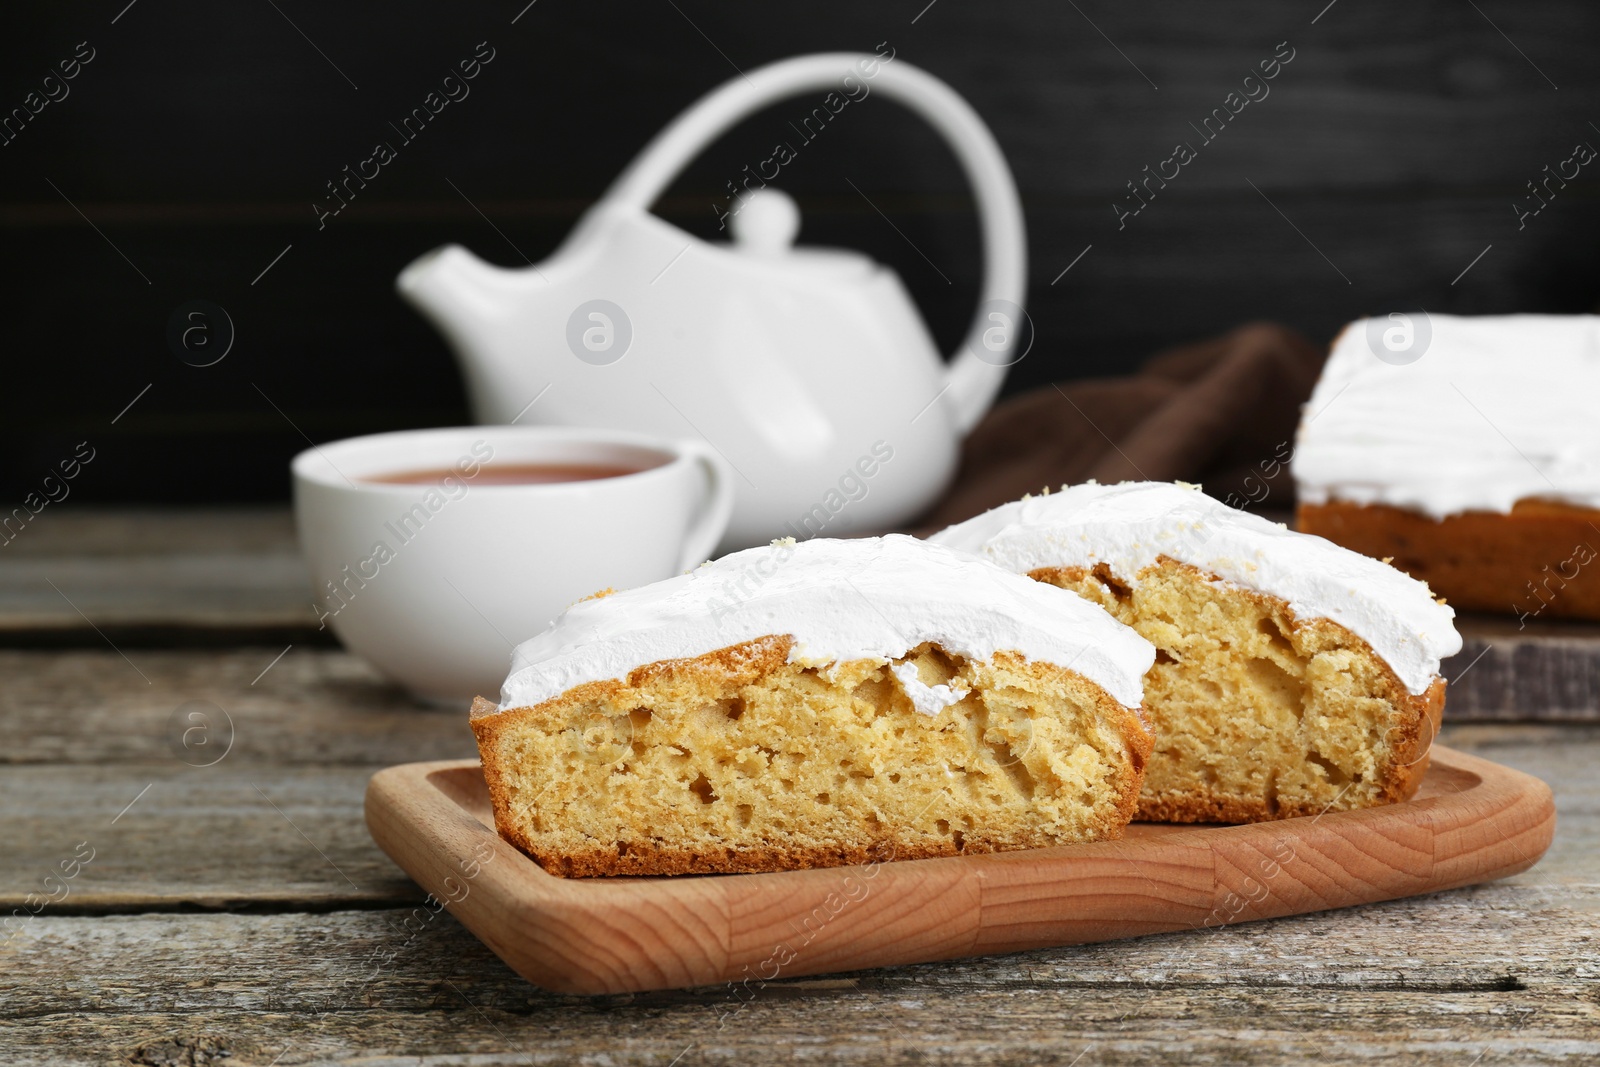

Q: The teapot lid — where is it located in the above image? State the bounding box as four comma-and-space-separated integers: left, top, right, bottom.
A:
724, 188, 873, 281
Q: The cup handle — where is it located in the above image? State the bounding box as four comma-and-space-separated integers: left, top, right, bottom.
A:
675, 441, 736, 572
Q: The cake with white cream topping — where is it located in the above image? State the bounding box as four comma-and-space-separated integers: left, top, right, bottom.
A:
932, 481, 1460, 823
471, 534, 1156, 876
1295, 313, 1600, 622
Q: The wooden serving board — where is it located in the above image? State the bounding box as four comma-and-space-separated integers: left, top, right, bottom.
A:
365, 746, 1555, 996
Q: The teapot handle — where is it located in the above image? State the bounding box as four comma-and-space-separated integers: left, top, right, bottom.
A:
601, 52, 1027, 435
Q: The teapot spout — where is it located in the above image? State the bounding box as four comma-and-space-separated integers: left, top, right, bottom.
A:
395, 244, 526, 336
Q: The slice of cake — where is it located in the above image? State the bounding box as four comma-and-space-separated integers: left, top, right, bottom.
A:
932, 482, 1461, 823
1295, 313, 1600, 621
471, 535, 1156, 876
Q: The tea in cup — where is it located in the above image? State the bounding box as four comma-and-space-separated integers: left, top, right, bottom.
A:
292, 426, 733, 702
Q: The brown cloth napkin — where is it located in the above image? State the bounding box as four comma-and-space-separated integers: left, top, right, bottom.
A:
911, 322, 1325, 532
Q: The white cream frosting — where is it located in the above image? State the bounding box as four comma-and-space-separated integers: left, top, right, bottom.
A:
499, 534, 1154, 713
889, 662, 971, 716
930, 482, 1461, 696
1295, 313, 1600, 518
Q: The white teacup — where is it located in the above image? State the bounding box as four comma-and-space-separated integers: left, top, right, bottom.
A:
292, 426, 734, 703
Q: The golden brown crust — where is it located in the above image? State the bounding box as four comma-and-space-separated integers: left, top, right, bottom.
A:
503, 828, 1080, 879
475, 636, 794, 736
627, 632, 792, 690
1027, 565, 1093, 587
1028, 556, 1445, 824
472, 636, 1151, 877
1298, 498, 1600, 620
1382, 676, 1445, 802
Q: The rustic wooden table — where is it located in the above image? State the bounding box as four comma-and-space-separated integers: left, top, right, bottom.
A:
5, 511, 1599, 1065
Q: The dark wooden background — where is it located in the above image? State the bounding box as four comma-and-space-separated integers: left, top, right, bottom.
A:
1, 0, 1596, 503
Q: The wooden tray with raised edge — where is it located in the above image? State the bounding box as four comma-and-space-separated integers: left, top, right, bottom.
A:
364, 745, 1555, 996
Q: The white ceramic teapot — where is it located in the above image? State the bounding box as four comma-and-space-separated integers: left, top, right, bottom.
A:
397, 52, 1027, 550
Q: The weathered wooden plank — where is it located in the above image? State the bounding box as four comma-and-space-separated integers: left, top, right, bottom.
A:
0, 508, 296, 557
0, 648, 474, 766
0, 508, 316, 638
3, 886, 1597, 1065
1449, 617, 1600, 721
5, 998, 1592, 1067
0, 553, 314, 638
0, 763, 419, 909
10, 887, 1598, 1011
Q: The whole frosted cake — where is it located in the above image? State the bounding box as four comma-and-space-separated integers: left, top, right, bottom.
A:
1295, 313, 1600, 621
933, 481, 1461, 823
472, 534, 1156, 876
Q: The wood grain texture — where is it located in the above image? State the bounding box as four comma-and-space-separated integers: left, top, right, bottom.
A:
5, 882, 1598, 1066
1450, 616, 1600, 721
0, 508, 297, 557
0, 648, 472, 765
0, 763, 419, 910
0, 508, 318, 640
365, 747, 1554, 995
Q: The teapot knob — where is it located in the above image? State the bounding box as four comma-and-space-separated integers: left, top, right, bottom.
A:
729, 188, 800, 256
